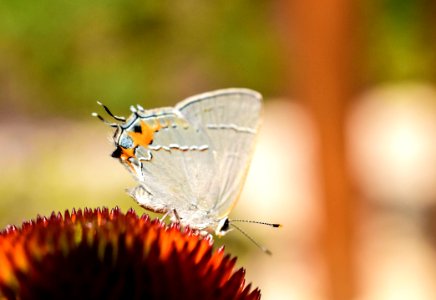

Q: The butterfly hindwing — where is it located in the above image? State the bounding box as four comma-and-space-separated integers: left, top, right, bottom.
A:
176, 88, 262, 217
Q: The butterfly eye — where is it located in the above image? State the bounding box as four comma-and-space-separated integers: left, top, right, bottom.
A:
119, 135, 134, 148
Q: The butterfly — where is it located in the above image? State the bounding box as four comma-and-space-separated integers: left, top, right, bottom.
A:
94, 88, 280, 253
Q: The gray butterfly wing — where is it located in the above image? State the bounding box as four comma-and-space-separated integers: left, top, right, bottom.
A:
125, 88, 261, 227
176, 88, 262, 218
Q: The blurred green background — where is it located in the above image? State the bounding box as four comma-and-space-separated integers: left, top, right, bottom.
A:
1, 1, 436, 299
0, 1, 285, 117
1, 1, 433, 118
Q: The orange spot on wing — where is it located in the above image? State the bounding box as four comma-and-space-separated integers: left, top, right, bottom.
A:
120, 147, 136, 171
118, 120, 162, 171
128, 120, 161, 148
120, 147, 135, 161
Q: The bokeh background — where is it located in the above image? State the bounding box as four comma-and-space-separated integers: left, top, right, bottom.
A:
1, 1, 436, 299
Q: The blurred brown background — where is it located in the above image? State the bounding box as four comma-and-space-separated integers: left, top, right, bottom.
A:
1, 1, 436, 299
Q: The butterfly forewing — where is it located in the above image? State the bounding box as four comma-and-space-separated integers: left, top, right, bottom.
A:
116, 88, 262, 229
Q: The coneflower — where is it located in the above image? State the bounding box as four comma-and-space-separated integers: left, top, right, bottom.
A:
0, 207, 260, 300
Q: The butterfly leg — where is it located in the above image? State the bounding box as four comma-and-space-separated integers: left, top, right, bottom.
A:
159, 210, 171, 222
159, 209, 182, 227
171, 209, 181, 224
160, 209, 181, 224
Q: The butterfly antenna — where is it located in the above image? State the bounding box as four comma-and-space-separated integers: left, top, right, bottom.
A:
230, 223, 273, 255
96, 101, 126, 122
91, 112, 119, 128
229, 219, 282, 228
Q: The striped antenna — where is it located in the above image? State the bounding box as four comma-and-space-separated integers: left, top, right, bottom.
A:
96, 101, 126, 122
91, 112, 118, 128
229, 219, 282, 228
230, 223, 273, 255
228, 219, 282, 255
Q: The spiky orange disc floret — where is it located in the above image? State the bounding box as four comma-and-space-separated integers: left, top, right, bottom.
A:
0, 207, 260, 300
